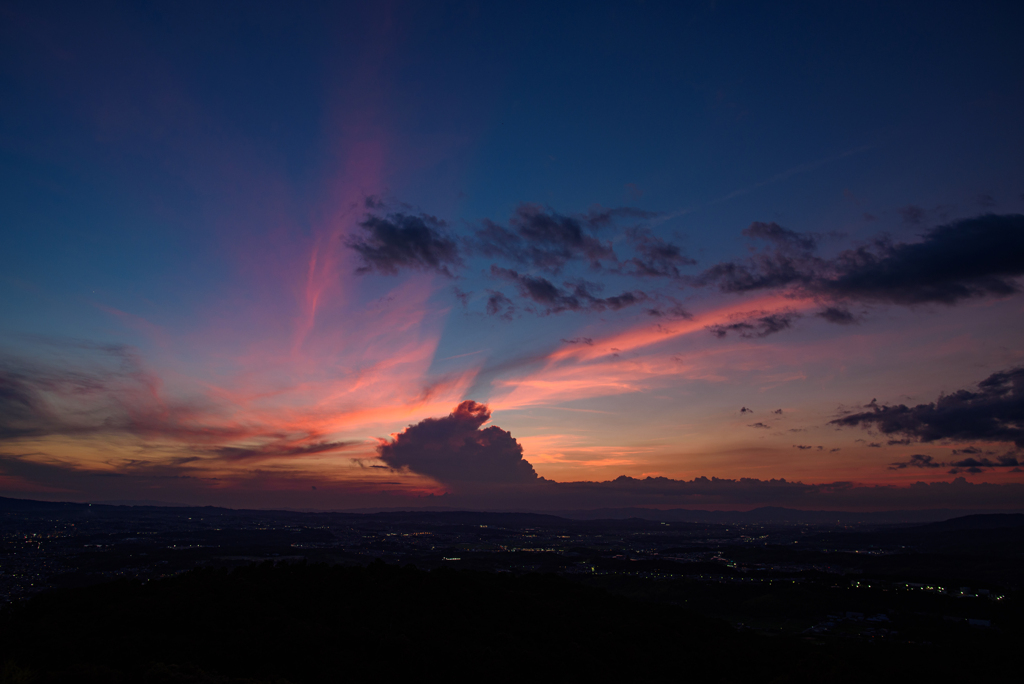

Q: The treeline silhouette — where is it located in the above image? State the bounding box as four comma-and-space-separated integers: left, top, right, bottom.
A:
0, 561, 1014, 683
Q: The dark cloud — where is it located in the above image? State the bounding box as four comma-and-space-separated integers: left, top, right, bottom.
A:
377, 401, 539, 485
645, 303, 693, 319
889, 454, 941, 470
695, 251, 815, 294
471, 204, 692, 282
819, 214, 1024, 305
490, 266, 646, 315
773, 409, 783, 415
452, 287, 471, 309
471, 204, 640, 274
740, 407, 752, 413
743, 221, 818, 253
561, 337, 594, 346
897, 205, 925, 225
794, 445, 813, 450
748, 423, 770, 429
816, 306, 859, 325
485, 291, 515, 320
209, 440, 355, 463
976, 194, 996, 208
618, 227, 695, 278
948, 454, 1021, 475
346, 212, 462, 277
346, 202, 687, 318
696, 214, 1024, 308
887, 451, 1020, 474
707, 311, 800, 339
830, 367, 1024, 447
692, 222, 820, 294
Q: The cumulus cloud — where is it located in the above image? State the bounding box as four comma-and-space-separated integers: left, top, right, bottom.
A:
377, 401, 539, 485
831, 367, 1024, 447
346, 212, 462, 277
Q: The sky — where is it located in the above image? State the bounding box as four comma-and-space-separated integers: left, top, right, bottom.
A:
1, 0, 1023, 511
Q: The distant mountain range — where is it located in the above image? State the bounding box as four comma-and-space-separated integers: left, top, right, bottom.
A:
2, 495, 1022, 527
545, 506, 1024, 525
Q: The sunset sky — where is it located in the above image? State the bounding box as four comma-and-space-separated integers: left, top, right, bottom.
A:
2, 1, 1022, 511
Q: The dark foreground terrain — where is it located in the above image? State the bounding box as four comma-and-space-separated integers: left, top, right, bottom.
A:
1, 497, 1021, 682
0, 560, 1018, 684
